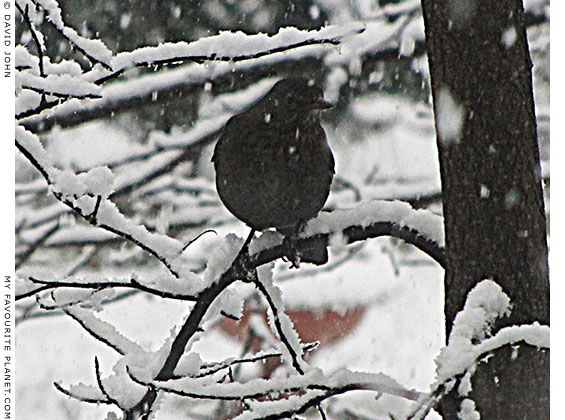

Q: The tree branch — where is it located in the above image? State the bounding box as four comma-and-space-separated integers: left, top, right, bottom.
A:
94, 35, 349, 85
15, 135, 183, 278
24, 275, 198, 302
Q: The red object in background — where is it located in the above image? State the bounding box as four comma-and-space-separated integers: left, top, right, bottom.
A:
218, 304, 366, 378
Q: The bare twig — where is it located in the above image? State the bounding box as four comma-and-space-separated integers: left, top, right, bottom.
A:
15, 220, 60, 269
63, 308, 127, 356
21, 85, 103, 100
26, 276, 198, 302
15, 3, 45, 77
196, 342, 318, 379
53, 381, 110, 405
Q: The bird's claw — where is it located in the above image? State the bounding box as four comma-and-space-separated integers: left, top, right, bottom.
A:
282, 237, 301, 269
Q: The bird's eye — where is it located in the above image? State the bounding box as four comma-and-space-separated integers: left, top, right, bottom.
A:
285, 92, 298, 106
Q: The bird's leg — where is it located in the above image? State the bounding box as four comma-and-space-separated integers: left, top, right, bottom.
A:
282, 222, 308, 269
282, 236, 301, 269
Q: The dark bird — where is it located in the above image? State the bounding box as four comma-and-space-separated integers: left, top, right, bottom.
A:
212, 77, 335, 265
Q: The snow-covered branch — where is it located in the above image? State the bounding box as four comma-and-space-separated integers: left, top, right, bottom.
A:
252, 200, 445, 268
253, 265, 307, 375
15, 125, 191, 279
19, 0, 113, 69
129, 368, 421, 408
407, 280, 550, 420
63, 305, 145, 356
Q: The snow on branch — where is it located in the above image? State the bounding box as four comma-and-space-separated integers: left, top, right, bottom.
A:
17, 71, 102, 99
53, 381, 110, 405
97, 24, 365, 84
15, 2, 46, 77
19, 18, 412, 131
436, 280, 512, 378
407, 280, 550, 420
250, 200, 445, 268
196, 343, 319, 379
19, 0, 113, 69
130, 367, 421, 405
15, 125, 199, 280
254, 264, 307, 375
63, 305, 145, 356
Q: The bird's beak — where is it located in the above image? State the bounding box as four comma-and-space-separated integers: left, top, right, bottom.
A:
309, 99, 333, 110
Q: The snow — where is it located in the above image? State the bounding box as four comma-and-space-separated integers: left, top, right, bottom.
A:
434, 280, 549, 388
99, 359, 148, 409
64, 382, 106, 402
15, 124, 60, 182
175, 352, 203, 377
15, 46, 39, 71
51, 166, 114, 199
18, 17, 430, 131
109, 24, 364, 71
458, 398, 480, 420
501, 27, 517, 48
64, 304, 145, 355
45, 122, 149, 170
202, 233, 243, 284
14, 1, 550, 418
448, 0, 478, 25
304, 199, 444, 247
151, 366, 418, 402
474, 323, 549, 354
399, 18, 425, 56
257, 263, 307, 372
324, 66, 348, 103
325, 20, 399, 74
15, 89, 41, 115
524, 0, 549, 16
435, 280, 511, 381
31, 0, 113, 65
436, 87, 465, 144
16, 71, 101, 98
95, 201, 184, 260
217, 288, 244, 320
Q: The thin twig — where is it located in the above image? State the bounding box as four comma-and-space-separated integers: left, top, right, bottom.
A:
53, 382, 110, 405
15, 2, 45, 77
94, 356, 122, 408
15, 220, 60, 269
63, 308, 126, 356
15, 138, 181, 278
29, 0, 113, 70
21, 84, 102, 100
253, 277, 305, 375
26, 276, 198, 301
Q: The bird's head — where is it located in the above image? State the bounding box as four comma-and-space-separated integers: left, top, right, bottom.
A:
264, 78, 333, 114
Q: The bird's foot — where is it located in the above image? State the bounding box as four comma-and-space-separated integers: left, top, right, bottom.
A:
282, 236, 301, 269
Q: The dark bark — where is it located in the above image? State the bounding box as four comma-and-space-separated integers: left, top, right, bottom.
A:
420, 0, 549, 418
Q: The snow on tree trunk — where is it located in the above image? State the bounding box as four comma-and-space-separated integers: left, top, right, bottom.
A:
420, 0, 549, 418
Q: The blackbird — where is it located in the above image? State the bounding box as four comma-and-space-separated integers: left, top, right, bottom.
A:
212, 77, 335, 265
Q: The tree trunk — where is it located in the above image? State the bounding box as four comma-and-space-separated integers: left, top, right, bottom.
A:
420, 0, 550, 418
